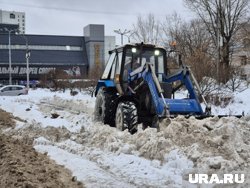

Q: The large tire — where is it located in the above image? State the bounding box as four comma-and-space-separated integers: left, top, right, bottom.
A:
94, 87, 116, 126
115, 101, 138, 134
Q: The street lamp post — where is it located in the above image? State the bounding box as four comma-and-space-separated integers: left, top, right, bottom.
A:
20, 35, 30, 89
4, 28, 18, 85
26, 49, 30, 89
8, 29, 12, 85
124, 32, 135, 43
114, 29, 131, 45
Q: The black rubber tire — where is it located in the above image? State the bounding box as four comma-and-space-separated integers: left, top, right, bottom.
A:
115, 101, 138, 134
94, 87, 116, 126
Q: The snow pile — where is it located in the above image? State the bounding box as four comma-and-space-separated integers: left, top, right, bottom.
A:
1, 88, 250, 187
40, 95, 94, 115
25, 123, 194, 187
0, 90, 194, 187
205, 82, 250, 116
213, 88, 250, 116
160, 116, 250, 180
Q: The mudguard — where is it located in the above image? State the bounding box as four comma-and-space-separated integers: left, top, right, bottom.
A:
95, 80, 115, 96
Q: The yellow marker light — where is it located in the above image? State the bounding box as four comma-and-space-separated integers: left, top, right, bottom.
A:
170, 41, 177, 46
115, 74, 120, 83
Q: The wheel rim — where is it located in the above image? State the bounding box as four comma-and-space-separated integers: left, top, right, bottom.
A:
94, 92, 104, 121
116, 108, 123, 131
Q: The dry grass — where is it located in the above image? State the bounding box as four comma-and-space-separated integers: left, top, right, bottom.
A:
0, 109, 15, 129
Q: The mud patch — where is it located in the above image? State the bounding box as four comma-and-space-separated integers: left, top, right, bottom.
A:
0, 109, 15, 129
0, 108, 84, 188
0, 134, 84, 188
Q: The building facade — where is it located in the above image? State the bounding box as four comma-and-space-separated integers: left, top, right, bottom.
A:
84, 24, 105, 71
0, 10, 25, 34
105, 36, 116, 63
0, 24, 116, 85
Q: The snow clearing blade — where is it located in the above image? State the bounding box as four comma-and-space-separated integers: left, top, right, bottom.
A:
168, 114, 243, 120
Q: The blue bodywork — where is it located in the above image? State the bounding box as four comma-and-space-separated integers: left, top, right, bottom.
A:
138, 67, 204, 116
95, 65, 204, 117
95, 80, 115, 96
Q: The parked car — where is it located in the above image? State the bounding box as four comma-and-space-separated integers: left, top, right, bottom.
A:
0, 85, 28, 96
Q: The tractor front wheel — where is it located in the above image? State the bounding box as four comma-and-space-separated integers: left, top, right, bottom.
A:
94, 87, 116, 126
115, 101, 138, 134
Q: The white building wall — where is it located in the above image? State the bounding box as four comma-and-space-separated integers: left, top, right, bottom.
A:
0, 10, 25, 33
104, 36, 116, 64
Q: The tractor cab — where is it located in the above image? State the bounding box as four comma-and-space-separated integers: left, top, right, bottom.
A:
100, 43, 168, 96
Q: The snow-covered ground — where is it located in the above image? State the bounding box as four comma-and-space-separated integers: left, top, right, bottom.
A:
212, 88, 250, 116
175, 88, 250, 116
1, 88, 250, 187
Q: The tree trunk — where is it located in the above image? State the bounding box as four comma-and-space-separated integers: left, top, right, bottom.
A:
220, 41, 230, 83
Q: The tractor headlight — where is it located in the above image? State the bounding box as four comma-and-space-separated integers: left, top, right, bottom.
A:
154, 50, 160, 56
132, 48, 137, 53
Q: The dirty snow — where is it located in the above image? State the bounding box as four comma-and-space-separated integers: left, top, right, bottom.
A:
1, 88, 250, 187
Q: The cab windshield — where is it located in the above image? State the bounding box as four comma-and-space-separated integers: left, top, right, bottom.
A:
123, 47, 166, 80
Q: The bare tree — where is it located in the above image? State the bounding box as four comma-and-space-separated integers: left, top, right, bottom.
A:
240, 20, 250, 57
161, 14, 222, 97
161, 13, 184, 50
184, 21, 215, 82
225, 65, 248, 92
132, 13, 161, 45
184, 0, 249, 82
163, 15, 215, 82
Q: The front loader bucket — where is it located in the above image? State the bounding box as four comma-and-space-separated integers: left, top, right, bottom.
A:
161, 98, 204, 116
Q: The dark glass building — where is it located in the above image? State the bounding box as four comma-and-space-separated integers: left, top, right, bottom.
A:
0, 24, 114, 85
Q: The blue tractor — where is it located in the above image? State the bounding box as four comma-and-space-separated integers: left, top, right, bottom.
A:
94, 43, 211, 133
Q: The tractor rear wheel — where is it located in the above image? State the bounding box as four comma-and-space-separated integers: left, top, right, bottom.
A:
115, 101, 138, 134
94, 87, 116, 126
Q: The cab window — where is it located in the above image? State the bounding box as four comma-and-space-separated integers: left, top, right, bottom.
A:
102, 52, 116, 79
124, 47, 165, 76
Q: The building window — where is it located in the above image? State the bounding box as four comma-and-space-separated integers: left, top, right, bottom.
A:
10, 13, 15, 19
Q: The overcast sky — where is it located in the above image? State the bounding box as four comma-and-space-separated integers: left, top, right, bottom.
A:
0, 0, 193, 43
